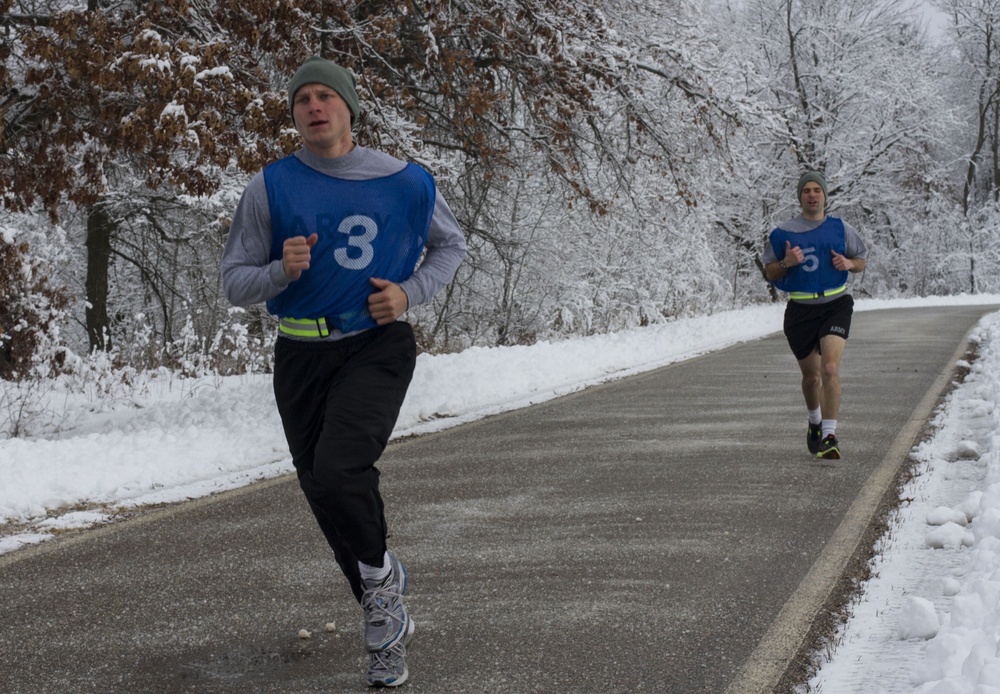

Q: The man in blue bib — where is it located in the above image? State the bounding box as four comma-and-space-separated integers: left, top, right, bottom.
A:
762, 171, 868, 460
222, 57, 467, 687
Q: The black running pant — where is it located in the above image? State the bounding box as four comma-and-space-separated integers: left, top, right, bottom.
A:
273, 321, 416, 603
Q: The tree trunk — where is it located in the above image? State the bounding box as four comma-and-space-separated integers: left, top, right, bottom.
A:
85, 203, 113, 352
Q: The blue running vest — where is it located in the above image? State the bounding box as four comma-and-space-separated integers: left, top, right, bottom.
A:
263, 155, 435, 333
769, 217, 848, 295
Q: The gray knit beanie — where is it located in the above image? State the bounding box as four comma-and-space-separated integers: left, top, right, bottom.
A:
797, 171, 828, 199
287, 57, 359, 126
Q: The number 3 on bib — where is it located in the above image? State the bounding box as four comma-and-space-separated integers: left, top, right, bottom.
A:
334, 215, 377, 270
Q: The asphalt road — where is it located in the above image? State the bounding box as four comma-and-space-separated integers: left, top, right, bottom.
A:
1, 305, 996, 694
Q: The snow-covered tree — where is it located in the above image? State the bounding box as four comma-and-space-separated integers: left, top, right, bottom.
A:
2, 0, 287, 353
932, 0, 1000, 292
1, 0, 995, 378
707, 0, 953, 298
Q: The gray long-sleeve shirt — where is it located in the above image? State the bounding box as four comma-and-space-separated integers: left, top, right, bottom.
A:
221, 146, 467, 338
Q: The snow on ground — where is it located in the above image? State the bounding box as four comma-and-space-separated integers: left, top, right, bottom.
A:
2, 294, 1000, 693
805, 303, 1000, 692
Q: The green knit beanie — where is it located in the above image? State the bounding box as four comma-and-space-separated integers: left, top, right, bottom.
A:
287, 57, 359, 126
797, 171, 828, 199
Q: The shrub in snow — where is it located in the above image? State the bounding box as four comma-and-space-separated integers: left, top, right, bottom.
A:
925, 522, 976, 549
949, 593, 985, 629
0, 226, 71, 382
957, 440, 981, 459
926, 506, 969, 526
897, 595, 939, 640
941, 577, 961, 596
958, 491, 984, 523
970, 507, 1000, 542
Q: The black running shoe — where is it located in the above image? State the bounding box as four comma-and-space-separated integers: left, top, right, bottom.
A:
817, 434, 841, 460
807, 421, 823, 454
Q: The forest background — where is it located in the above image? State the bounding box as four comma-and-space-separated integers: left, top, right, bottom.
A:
1, 0, 997, 436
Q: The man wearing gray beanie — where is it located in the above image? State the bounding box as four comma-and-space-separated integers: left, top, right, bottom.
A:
796, 170, 827, 199
286, 57, 360, 125
760, 171, 868, 460
222, 56, 467, 687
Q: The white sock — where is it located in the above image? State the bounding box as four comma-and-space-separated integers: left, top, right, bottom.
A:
822, 419, 837, 438
808, 407, 822, 425
359, 551, 392, 584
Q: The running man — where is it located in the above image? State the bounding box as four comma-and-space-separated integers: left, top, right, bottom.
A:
221, 57, 466, 686
762, 171, 868, 459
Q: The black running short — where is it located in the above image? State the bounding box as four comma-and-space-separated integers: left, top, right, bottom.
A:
783, 294, 854, 361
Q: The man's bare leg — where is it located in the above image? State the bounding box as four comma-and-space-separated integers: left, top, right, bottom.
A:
818, 334, 847, 422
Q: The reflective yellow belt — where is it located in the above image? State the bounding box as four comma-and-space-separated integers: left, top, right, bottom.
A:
789, 285, 846, 301
279, 317, 331, 338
